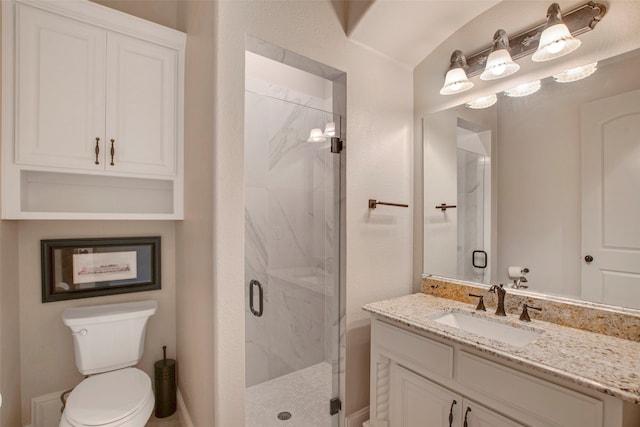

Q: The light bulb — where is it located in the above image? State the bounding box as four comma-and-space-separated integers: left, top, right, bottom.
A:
440, 50, 473, 95
480, 34, 519, 82
491, 64, 506, 76
505, 80, 541, 97
466, 94, 497, 109
546, 39, 565, 54
553, 62, 598, 83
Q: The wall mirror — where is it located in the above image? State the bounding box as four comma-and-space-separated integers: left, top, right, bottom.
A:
423, 46, 640, 309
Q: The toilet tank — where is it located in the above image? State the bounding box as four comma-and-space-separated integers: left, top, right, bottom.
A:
62, 300, 157, 375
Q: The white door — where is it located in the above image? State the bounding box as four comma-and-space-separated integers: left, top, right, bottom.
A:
105, 33, 178, 176
463, 402, 524, 427
582, 89, 640, 308
15, 4, 106, 170
389, 364, 461, 427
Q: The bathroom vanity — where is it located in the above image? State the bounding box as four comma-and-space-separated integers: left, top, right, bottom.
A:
364, 293, 640, 427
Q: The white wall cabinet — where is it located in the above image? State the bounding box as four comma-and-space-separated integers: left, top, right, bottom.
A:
2, 0, 185, 219
369, 318, 638, 427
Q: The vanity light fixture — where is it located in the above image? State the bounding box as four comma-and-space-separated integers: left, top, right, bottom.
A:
505, 80, 541, 97
480, 30, 520, 81
532, 3, 581, 62
439, 50, 474, 95
459, 2, 605, 79
553, 62, 598, 83
307, 128, 326, 143
466, 94, 497, 109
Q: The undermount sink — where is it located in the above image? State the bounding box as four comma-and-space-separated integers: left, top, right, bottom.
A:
432, 311, 542, 347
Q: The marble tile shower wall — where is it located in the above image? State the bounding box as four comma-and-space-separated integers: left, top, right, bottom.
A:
244, 87, 338, 387
456, 150, 486, 283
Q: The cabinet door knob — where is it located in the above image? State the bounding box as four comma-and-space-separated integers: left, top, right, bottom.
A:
464, 407, 471, 427
584, 255, 594, 263
94, 137, 100, 165
449, 400, 457, 426
110, 139, 115, 166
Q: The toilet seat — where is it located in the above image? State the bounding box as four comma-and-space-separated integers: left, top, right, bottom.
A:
62, 368, 153, 427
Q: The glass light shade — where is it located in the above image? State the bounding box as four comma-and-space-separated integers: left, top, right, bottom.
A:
440, 67, 474, 95
323, 122, 336, 137
466, 94, 498, 109
532, 23, 581, 62
553, 62, 598, 83
307, 128, 326, 143
505, 80, 541, 97
480, 49, 520, 80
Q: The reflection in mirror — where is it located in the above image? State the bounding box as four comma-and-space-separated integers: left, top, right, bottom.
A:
423, 47, 640, 309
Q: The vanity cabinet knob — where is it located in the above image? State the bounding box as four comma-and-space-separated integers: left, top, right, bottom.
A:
448, 400, 457, 426
110, 139, 116, 166
584, 255, 594, 263
94, 137, 100, 165
464, 407, 472, 427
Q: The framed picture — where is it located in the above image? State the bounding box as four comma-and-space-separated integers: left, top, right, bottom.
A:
41, 236, 161, 303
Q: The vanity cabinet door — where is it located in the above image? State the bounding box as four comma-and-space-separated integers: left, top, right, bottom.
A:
105, 33, 178, 177
15, 3, 107, 171
462, 402, 524, 427
389, 364, 461, 427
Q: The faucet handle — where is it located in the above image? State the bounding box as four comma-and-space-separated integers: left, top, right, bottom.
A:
468, 293, 486, 311
519, 304, 542, 322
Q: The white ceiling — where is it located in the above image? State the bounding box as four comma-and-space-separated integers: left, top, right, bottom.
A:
347, 0, 502, 68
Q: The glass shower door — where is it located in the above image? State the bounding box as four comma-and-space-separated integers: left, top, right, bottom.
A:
244, 91, 341, 427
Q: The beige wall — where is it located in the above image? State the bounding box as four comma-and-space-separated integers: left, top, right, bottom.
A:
91, 0, 179, 29
175, 0, 216, 424
1, 221, 20, 427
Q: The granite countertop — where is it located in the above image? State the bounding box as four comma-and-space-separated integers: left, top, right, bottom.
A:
363, 293, 640, 404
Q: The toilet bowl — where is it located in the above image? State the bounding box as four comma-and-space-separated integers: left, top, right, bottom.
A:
60, 300, 157, 427
60, 368, 154, 427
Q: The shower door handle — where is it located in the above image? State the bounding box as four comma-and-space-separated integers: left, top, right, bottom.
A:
472, 250, 487, 269
249, 279, 264, 317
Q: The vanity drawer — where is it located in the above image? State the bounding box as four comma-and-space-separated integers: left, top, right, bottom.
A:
457, 351, 603, 427
373, 319, 453, 380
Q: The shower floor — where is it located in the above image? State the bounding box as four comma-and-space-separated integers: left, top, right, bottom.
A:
246, 362, 335, 427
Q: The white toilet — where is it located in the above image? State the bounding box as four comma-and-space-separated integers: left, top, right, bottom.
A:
60, 300, 158, 427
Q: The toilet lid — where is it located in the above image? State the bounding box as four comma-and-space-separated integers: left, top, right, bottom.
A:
65, 368, 151, 426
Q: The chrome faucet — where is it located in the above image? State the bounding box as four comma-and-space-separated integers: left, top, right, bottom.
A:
489, 284, 507, 316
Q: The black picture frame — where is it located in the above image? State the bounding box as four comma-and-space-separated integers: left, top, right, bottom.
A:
41, 236, 161, 303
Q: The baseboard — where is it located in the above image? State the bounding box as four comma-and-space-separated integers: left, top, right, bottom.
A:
30, 391, 63, 427
177, 388, 195, 427
345, 406, 369, 427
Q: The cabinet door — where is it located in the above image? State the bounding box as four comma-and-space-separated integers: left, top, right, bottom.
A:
390, 364, 461, 427
105, 33, 178, 176
15, 4, 106, 170
462, 402, 524, 427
